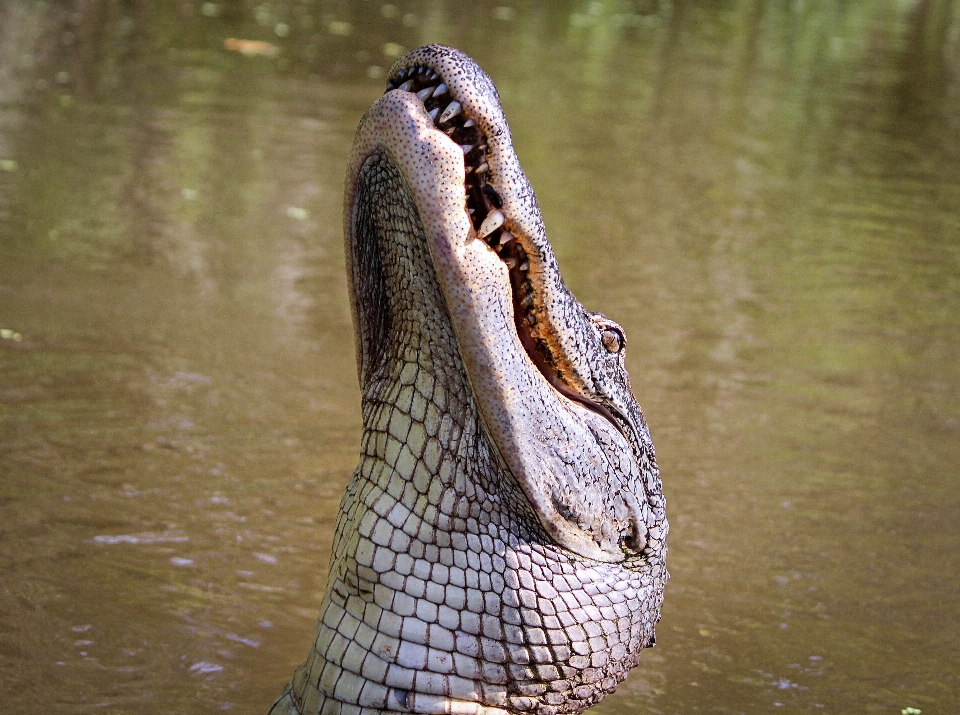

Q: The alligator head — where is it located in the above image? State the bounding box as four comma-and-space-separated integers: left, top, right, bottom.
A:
270, 45, 667, 715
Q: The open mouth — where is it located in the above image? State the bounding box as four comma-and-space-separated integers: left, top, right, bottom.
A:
384, 68, 565, 398
386, 66, 628, 437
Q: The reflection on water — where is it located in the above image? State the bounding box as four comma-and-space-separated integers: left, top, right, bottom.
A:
1, 1, 958, 713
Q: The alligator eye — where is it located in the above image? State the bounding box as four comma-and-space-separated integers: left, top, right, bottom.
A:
601, 328, 623, 353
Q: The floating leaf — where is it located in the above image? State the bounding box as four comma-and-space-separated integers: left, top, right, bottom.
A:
224, 38, 279, 58
383, 42, 404, 59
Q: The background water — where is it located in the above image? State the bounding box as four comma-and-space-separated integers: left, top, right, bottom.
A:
1, 1, 958, 713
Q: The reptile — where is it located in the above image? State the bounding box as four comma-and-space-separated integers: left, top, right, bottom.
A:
270, 45, 667, 715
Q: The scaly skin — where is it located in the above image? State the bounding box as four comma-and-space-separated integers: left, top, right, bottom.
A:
270, 46, 667, 715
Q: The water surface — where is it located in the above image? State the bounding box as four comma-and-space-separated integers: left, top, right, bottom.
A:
1, 1, 958, 713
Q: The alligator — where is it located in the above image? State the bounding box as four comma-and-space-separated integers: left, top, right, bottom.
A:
269, 45, 667, 715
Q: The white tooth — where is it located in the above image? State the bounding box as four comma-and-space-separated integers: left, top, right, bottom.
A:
438, 101, 462, 123
428, 107, 439, 120
460, 144, 475, 154
426, 70, 438, 81
416, 86, 434, 101
463, 118, 475, 127
478, 209, 505, 239
519, 260, 529, 271
504, 257, 518, 269
521, 293, 534, 308
468, 208, 475, 215
464, 165, 474, 174
433, 82, 448, 96
398, 80, 414, 91
499, 231, 514, 244
475, 162, 489, 174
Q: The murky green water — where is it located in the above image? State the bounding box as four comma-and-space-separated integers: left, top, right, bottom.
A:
1, 1, 958, 713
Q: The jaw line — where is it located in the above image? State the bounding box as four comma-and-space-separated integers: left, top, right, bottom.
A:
388, 47, 629, 438
346, 89, 628, 563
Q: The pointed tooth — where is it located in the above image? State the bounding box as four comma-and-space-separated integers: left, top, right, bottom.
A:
398, 80, 414, 91
475, 162, 489, 174
519, 259, 529, 271
428, 107, 439, 120
464, 165, 474, 174
468, 208, 475, 215
463, 118, 475, 127
478, 209, 505, 239
460, 144, 475, 154
504, 257, 518, 269
395, 69, 408, 80
477, 143, 488, 152
426, 70, 438, 81
444, 127, 456, 135
438, 100, 462, 123
499, 231, 514, 244
521, 293, 535, 309
433, 82, 448, 97
416, 86, 435, 101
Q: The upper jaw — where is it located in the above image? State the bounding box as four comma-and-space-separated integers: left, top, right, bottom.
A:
346, 46, 661, 563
